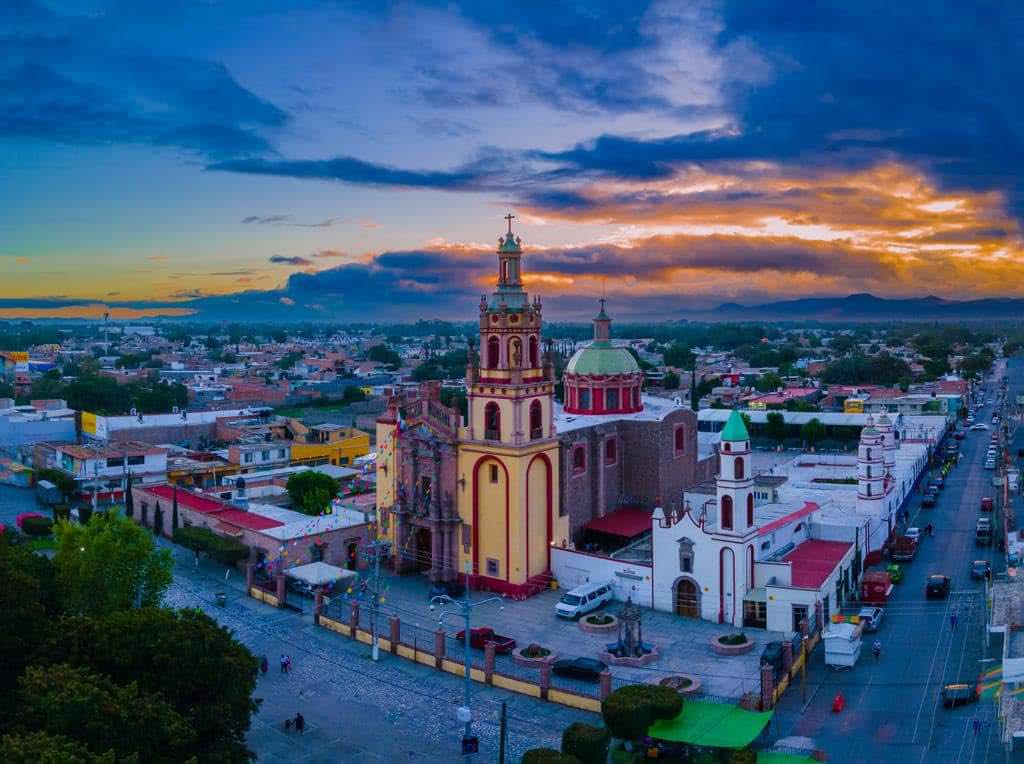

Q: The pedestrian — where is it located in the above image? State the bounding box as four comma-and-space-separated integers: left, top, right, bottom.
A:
280, 654, 288, 673
872, 639, 881, 662
972, 717, 981, 736
284, 718, 292, 733
285, 655, 292, 673
950, 610, 959, 631
295, 712, 305, 735
260, 655, 268, 676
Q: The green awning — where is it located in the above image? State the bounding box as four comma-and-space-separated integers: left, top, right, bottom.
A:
647, 701, 773, 749
756, 753, 815, 764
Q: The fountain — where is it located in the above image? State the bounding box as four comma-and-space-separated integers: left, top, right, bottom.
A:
598, 597, 661, 667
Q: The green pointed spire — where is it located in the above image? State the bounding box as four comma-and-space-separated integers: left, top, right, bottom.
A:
721, 409, 750, 442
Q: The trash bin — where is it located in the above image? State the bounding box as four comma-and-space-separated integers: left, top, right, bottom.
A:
215, 592, 227, 607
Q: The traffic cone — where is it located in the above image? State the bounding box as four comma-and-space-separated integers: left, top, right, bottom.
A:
832, 692, 845, 713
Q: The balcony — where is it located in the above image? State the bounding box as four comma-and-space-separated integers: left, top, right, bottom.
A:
485, 429, 501, 441
530, 427, 544, 440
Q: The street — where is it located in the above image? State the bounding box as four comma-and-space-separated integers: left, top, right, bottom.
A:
772, 364, 1013, 763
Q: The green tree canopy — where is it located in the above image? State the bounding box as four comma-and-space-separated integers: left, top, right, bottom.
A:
16, 664, 195, 763
286, 471, 339, 515
0, 732, 111, 764
53, 513, 172, 616
765, 411, 787, 444
755, 372, 784, 392
662, 342, 694, 369
662, 371, 680, 390
818, 353, 911, 385
801, 417, 827, 446
39, 608, 258, 762
367, 343, 402, 367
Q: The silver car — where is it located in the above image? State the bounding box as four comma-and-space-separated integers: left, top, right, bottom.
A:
858, 606, 884, 632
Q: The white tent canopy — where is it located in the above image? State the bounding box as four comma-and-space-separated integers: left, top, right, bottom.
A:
284, 561, 357, 587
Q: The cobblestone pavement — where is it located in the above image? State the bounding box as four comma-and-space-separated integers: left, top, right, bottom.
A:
165, 548, 593, 762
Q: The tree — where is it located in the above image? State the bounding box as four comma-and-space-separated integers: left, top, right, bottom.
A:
765, 411, 787, 444
561, 723, 609, 764
367, 343, 402, 367
40, 608, 258, 762
123, 475, 134, 518
285, 471, 338, 515
0, 732, 111, 764
171, 488, 180, 532
53, 513, 172, 616
0, 538, 51, 701
16, 664, 195, 763
662, 371, 680, 390
662, 342, 694, 369
755, 372, 784, 393
801, 418, 826, 447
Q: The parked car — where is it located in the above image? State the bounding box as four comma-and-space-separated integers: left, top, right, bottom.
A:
922, 494, 937, 508
555, 582, 614, 619
857, 606, 884, 632
981, 497, 994, 512
455, 627, 517, 654
934, 476, 945, 490
926, 574, 951, 599
970, 560, 991, 580
941, 682, 980, 709
885, 563, 903, 583
971, 423, 989, 430
551, 657, 607, 682
985, 459, 996, 470
905, 527, 921, 542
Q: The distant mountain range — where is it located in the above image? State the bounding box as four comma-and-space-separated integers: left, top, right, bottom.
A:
690, 293, 1024, 321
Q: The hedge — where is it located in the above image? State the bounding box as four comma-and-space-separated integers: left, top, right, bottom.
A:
561, 723, 609, 764
22, 517, 54, 538
601, 685, 682, 741
173, 525, 250, 565
522, 749, 580, 764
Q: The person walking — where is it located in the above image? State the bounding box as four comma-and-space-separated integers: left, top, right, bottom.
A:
872, 639, 881, 662
285, 655, 292, 674
972, 717, 981, 736
294, 713, 305, 735
950, 610, 959, 631
280, 654, 288, 674
260, 655, 268, 676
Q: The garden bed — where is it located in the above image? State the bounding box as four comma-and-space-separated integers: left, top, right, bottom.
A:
513, 644, 557, 668
710, 633, 755, 655
658, 674, 702, 695
579, 613, 619, 634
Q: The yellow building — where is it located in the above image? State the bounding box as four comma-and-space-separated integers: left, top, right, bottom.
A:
288, 423, 370, 467
377, 220, 566, 597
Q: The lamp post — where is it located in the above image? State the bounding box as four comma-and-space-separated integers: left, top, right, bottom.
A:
430, 561, 503, 759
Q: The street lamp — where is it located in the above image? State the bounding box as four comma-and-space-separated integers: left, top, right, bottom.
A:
430, 561, 503, 759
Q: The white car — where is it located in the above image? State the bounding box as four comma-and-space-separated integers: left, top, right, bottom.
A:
967, 416, 975, 424
905, 527, 921, 542
971, 423, 989, 431
985, 459, 996, 470
555, 582, 614, 619
858, 606, 884, 632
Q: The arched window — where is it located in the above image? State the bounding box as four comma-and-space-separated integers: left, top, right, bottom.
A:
746, 493, 754, 526
606, 388, 619, 410
678, 538, 694, 573
605, 438, 617, 465
866, 484, 872, 497
866, 447, 872, 460
674, 427, 685, 455
723, 442, 731, 453
866, 465, 871, 478
633, 387, 640, 408
484, 402, 501, 440
487, 336, 500, 369
572, 446, 586, 475
721, 495, 733, 530
528, 336, 538, 367
529, 400, 542, 439
734, 456, 745, 480
510, 337, 522, 367
578, 388, 591, 410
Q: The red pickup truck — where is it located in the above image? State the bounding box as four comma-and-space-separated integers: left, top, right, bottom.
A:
981, 497, 994, 512
455, 627, 517, 654
892, 535, 919, 561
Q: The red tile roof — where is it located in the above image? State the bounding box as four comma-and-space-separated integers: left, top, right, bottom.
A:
584, 507, 651, 538
144, 485, 283, 530
781, 539, 852, 589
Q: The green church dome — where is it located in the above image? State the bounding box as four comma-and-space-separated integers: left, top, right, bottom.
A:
565, 341, 641, 376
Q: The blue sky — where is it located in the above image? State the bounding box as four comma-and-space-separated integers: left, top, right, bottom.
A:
1, 1, 1022, 321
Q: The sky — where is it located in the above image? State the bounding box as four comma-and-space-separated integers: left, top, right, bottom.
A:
2, 0, 1023, 321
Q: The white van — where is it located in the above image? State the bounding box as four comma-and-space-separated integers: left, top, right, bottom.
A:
555, 582, 614, 619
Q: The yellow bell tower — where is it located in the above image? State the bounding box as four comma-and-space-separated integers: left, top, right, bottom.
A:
457, 215, 566, 597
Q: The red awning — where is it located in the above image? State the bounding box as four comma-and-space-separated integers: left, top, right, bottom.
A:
583, 507, 652, 538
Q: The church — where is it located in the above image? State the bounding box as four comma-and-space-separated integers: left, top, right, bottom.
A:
375, 218, 714, 598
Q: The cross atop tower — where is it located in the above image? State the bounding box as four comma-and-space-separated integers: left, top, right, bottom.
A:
504, 213, 515, 234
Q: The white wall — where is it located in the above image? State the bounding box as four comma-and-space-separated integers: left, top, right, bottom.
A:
551, 548, 653, 608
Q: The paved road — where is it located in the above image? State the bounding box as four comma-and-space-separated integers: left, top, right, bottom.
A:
773, 366, 1009, 763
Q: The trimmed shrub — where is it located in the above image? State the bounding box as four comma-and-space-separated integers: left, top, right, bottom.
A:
522, 749, 580, 764
601, 689, 651, 741
719, 633, 748, 646
173, 526, 249, 565
78, 506, 93, 526
22, 517, 53, 538
561, 722, 609, 764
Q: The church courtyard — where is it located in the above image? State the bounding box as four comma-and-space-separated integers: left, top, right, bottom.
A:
373, 569, 784, 699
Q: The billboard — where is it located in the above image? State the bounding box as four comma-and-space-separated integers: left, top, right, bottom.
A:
81, 411, 98, 435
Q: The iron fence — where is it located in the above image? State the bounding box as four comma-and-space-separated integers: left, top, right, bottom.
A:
491, 652, 541, 684
549, 669, 602, 698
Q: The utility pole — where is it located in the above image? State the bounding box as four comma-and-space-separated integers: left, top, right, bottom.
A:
498, 702, 507, 764
430, 561, 503, 760
362, 539, 387, 662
